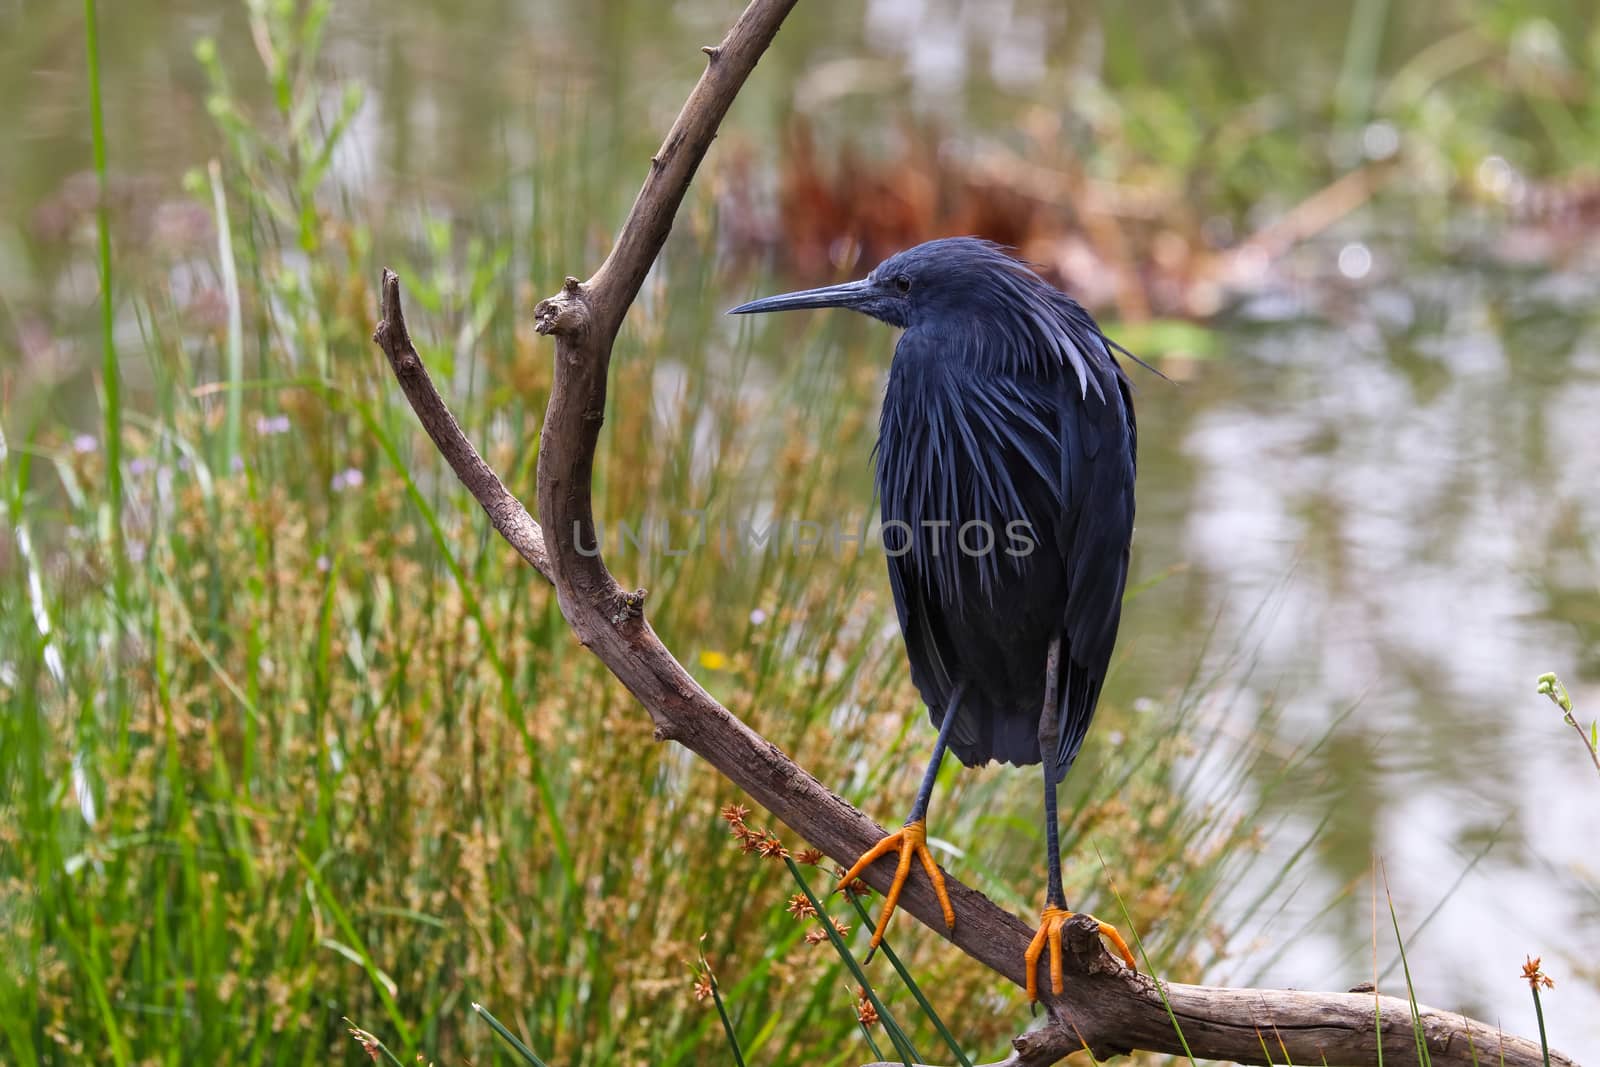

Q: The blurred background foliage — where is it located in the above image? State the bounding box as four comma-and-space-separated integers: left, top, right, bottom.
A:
0, 0, 1597, 1063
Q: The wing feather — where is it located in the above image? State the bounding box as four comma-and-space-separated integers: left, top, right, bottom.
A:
1054, 370, 1137, 777
877, 316, 1137, 777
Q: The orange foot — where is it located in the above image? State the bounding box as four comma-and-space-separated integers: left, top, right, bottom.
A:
1024, 905, 1138, 1001
837, 819, 955, 948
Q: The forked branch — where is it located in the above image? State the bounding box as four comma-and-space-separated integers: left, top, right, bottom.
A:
371, 2, 1575, 1065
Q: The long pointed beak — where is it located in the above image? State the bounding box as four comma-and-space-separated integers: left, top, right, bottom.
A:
727, 279, 873, 315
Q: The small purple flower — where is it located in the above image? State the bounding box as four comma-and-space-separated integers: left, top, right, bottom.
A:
749, 608, 768, 626
72, 434, 98, 454
255, 414, 291, 436
129, 457, 152, 476
316, 555, 331, 573
230, 455, 245, 474
331, 468, 365, 492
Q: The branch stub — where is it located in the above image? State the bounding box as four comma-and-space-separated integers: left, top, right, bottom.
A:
534, 285, 591, 339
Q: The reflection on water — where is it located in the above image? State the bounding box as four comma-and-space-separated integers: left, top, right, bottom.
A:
3, 0, 1597, 1057
1153, 250, 1600, 1045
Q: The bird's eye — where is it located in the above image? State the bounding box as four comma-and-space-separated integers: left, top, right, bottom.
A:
893, 274, 912, 294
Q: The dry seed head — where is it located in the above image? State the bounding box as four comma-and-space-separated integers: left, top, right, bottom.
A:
835, 868, 870, 898
1521, 955, 1555, 990
345, 1021, 382, 1061
854, 986, 879, 1026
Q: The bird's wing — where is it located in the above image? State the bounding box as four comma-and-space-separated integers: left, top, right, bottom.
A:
879, 465, 959, 723
884, 544, 958, 712
876, 333, 979, 748
1052, 358, 1137, 779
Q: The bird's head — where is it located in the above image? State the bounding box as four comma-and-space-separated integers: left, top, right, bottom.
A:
729, 237, 1032, 330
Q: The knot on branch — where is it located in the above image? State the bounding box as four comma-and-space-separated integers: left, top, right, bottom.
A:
534, 277, 592, 338
1004, 915, 1151, 1065
611, 587, 648, 626
1013, 1021, 1130, 1067
1064, 914, 1135, 978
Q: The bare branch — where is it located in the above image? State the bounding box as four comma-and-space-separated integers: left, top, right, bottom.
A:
370, 3, 1577, 1065
372, 270, 552, 579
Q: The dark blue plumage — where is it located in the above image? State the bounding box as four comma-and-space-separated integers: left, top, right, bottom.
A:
734, 238, 1137, 780
870, 240, 1136, 781
730, 237, 1141, 985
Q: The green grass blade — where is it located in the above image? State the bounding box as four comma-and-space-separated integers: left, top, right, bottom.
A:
471, 1002, 551, 1067
1103, 870, 1197, 1067
1381, 874, 1430, 1067
1531, 985, 1550, 1067
842, 893, 971, 1067
295, 850, 414, 1049
703, 971, 748, 1067
782, 857, 919, 1067
54, 920, 131, 1067
207, 159, 244, 467
83, 0, 121, 572
857, 1018, 887, 1062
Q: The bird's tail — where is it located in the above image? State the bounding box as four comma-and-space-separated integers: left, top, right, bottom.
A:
942, 691, 1043, 770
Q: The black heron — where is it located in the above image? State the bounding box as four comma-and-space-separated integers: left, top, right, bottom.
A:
730, 238, 1142, 999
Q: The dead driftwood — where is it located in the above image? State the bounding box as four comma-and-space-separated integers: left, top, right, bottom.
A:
371, 2, 1576, 1064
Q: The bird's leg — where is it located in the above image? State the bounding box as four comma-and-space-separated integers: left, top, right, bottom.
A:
1024, 638, 1136, 1002
837, 686, 964, 953
1037, 636, 1066, 907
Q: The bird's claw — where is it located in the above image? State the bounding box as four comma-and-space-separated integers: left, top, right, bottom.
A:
1024, 906, 1137, 1001
836, 819, 955, 949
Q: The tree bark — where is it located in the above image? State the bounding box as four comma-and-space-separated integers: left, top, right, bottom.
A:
371, 2, 1579, 1065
